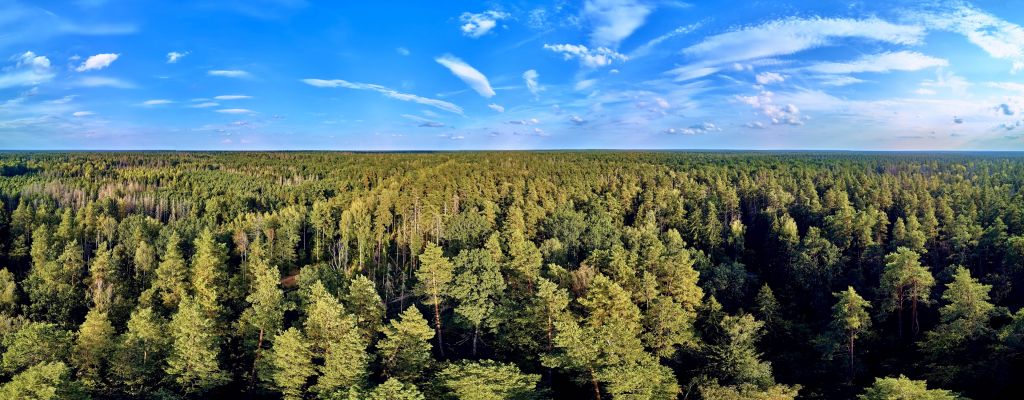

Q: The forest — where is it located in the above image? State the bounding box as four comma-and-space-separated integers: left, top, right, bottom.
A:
0, 151, 1020, 399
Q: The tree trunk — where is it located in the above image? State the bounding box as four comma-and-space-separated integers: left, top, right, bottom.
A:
590, 368, 601, 400
433, 294, 445, 357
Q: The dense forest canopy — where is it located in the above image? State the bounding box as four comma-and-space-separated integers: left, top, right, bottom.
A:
0, 151, 1021, 399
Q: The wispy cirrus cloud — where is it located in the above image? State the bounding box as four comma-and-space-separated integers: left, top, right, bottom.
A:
0, 51, 53, 89
435, 54, 495, 98
802, 51, 948, 74
208, 70, 251, 78
166, 51, 188, 63
583, 0, 653, 47
214, 95, 252, 100
907, 2, 1024, 73
459, 10, 509, 38
671, 17, 924, 81
141, 99, 172, 106
523, 69, 542, 97
72, 76, 136, 89
302, 78, 463, 115
216, 108, 255, 114
544, 44, 628, 68
75, 53, 119, 72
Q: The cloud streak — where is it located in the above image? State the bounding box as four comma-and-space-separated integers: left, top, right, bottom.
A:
435, 55, 495, 98
302, 78, 464, 115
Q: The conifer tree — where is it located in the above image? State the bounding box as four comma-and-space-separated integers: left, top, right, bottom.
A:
166, 297, 229, 394
268, 327, 316, 400
377, 306, 435, 382
191, 228, 228, 324
344, 274, 385, 343
831, 286, 871, 379
73, 308, 115, 391
415, 242, 453, 355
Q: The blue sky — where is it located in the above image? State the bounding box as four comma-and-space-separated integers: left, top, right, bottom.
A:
1, 0, 1023, 150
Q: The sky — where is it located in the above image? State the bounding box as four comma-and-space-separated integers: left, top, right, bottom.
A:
1, 0, 1023, 150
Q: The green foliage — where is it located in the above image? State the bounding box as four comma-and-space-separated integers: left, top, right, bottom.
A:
857, 375, 959, 400
437, 360, 541, 400
0, 361, 87, 400
367, 378, 425, 400
2, 322, 73, 374
165, 297, 229, 394
377, 306, 435, 382
268, 328, 315, 400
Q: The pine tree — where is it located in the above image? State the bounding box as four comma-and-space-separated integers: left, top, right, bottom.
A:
450, 248, 506, 356
166, 297, 229, 394
191, 228, 228, 324
377, 306, 435, 382
0, 361, 87, 400
919, 266, 996, 387
831, 286, 871, 379
415, 242, 453, 356
858, 375, 958, 400
111, 307, 169, 396
73, 308, 115, 392
238, 241, 289, 383
880, 247, 935, 336
344, 274, 384, 343
268, 328, 316, 400
367, 378, 425, 400
145, 232, 190, 311
304, 280, 370, 395
438, 360, 541, 400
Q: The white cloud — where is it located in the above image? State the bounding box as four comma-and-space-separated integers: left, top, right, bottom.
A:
509, 118, 540, 125
217, 108, 255, 114
190, 102, 219, 108
666, 66, 719, 82
75, 53, 119, 72
744, 121, 766, 129
736, 90, 804, 125
569, 115, 587, 125
488, 103, 504, 113
655, 97, 670, 109
141, 99, 172, 106
73, 76, 136, 89
803, 51, 947, 74
459, 10, 509, 38
910, 4, 1024, 73
816, 75, 867, 86
72, 111, 94, 117
0, 52, 54, 89
755, 72, 785, 85
583, 0, 653, 47
208, 70, 251, 78
214, 95, 252, 100
166, 51, 188, 63
396, 47, 410, 56
544, 43, 628, 68
630, 22, 702, 57
915, 88, 937, 95
435, 55, 495, 98
919, 70, 970, 95
522, 69, 542, 98
682, 17, 924, 66
665, 122, 721, 135
575, 79, 598, 91
987, 82, 1024, 92
402, 114, 445, 127
302, 78, 463, 115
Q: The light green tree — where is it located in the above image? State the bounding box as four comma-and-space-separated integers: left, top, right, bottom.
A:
858, 375, 959, 400
438, 360, 541, 400
415, 242, 453, 356
166, 297, 229, 395
376, 306, 435, 382
268, 328, 316, 400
